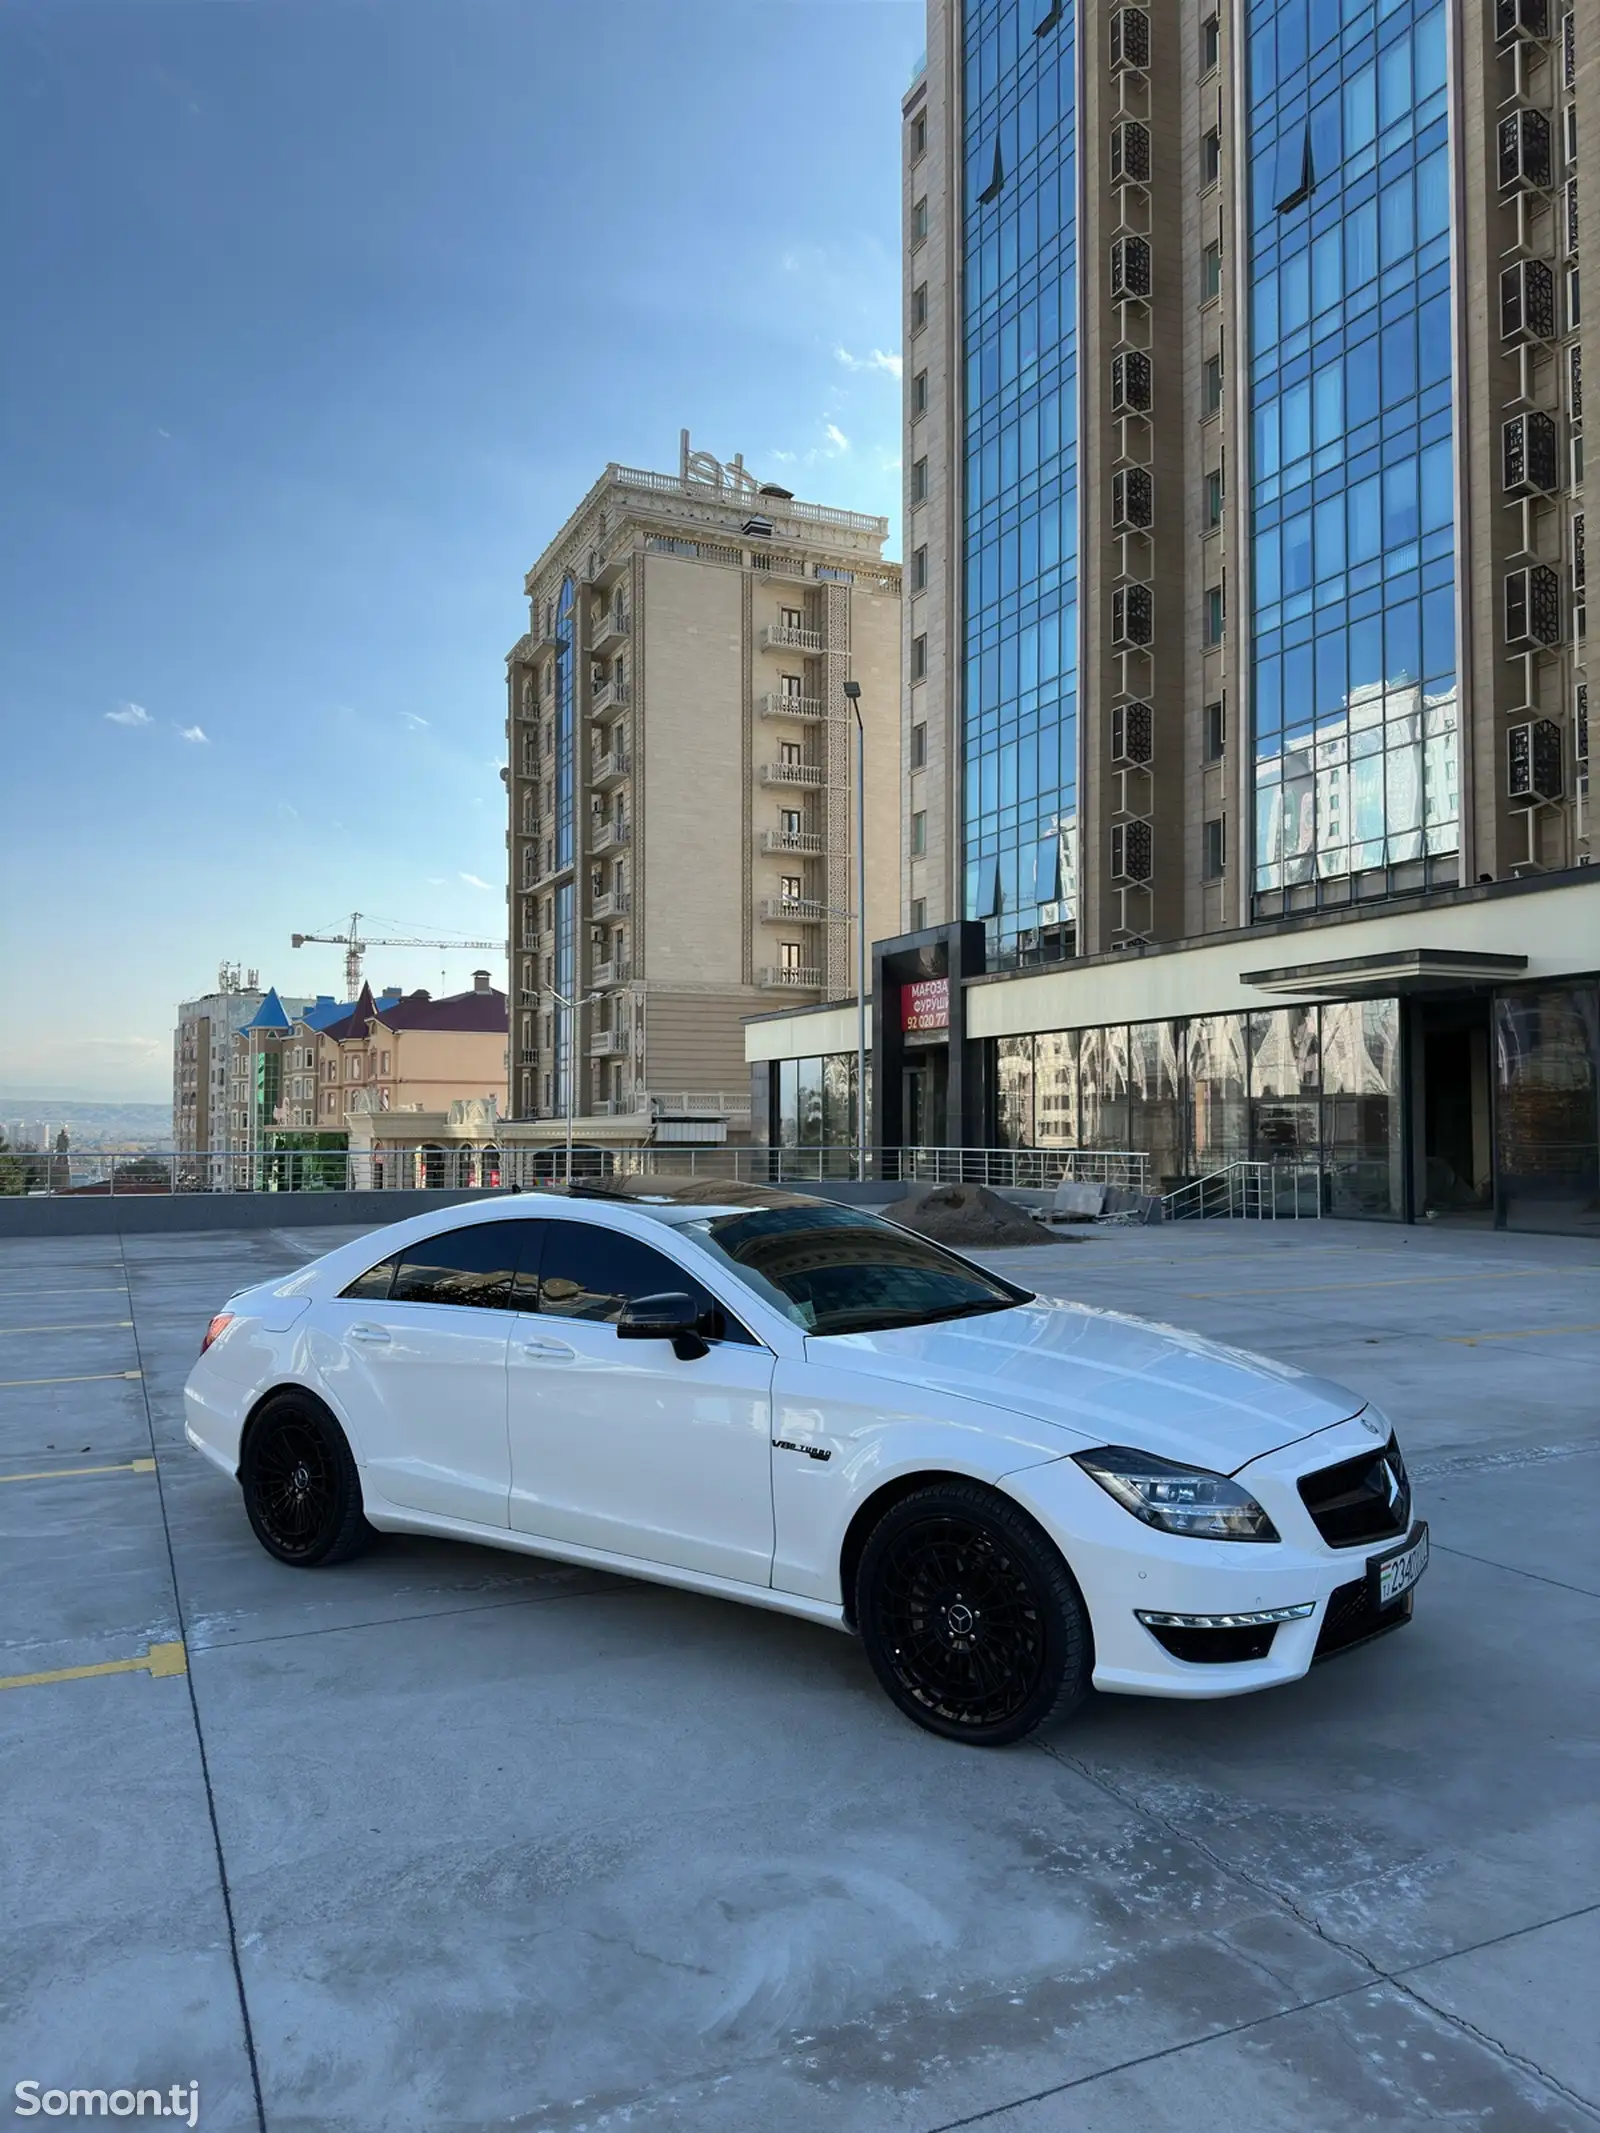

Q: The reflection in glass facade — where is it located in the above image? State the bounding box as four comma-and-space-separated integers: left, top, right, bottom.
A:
1494, 986, 1600, 1224
961, 0, 1079, 966
993, 998, 1404, 1214
773, 1054, 862, 1174
1247, 0, 1458, 900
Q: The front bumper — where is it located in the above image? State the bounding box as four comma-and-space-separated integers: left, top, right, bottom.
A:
1005, 1415, 1423, 1700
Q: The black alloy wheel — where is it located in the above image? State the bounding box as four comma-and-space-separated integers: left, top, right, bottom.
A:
855, 1483, 1090, 1745
239, 1394, 370, 1568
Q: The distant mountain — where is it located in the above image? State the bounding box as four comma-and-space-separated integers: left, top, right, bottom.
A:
0, 1099, 173, 1150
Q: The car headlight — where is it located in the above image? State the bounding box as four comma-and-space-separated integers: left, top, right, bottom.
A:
1073, 1445, 1280, 1542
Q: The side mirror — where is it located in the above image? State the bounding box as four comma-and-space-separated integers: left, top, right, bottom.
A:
616, 1291, 709, 1360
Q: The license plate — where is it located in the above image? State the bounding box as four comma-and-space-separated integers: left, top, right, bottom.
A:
1371, 1522, 1428, 1608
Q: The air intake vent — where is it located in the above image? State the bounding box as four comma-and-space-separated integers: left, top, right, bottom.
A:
1496, 0, 1551, 39
1111, 349, 1153, 413
1577, 683, 1590, 762
1501, 258, 1557, 342
1110, 120, 1152, 186
1503, 411, 1560, 494
1575, 513, 1587, 594
1110, 5, 1151, 70
1570, 341, 1584, 420
1111, 701, 1154, 765
1110, 235, 1153, 301
1508, 718, 1565, 801
1505, 565, 1563, 648
1499, 107, 1554, 191
1110, 820, 1154, 883
1111, 584, 1154, 649
1111, 467, 1154, 532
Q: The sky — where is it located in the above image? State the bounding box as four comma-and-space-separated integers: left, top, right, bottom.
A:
0, 0, 920, 1104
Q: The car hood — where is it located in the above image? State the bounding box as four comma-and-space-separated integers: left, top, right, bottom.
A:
809, 1300, 1364, 1473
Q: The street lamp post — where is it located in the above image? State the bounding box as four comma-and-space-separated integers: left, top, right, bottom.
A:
842, 680, 867, 1183
546, 986, 600, 1183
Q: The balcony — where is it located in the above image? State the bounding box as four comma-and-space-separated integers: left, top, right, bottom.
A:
760, 691, 827, 721
760, 622, 824, 654
760, 759, 824, 790
758, 896, 829, 924
758, 964, 822, 991
592, 745, 633, 788
591, 607, 630, 655
591, 546, 630, 591
590, 675, 631, 716
758, 827, 825, 855
591, 887, 632, 921
591, 958, 632, 990
590, 817, 632, 854
589, 1027, 630, 1057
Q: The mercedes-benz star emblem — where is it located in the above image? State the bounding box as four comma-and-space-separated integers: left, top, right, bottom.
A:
1360, 1412, 1386, 1438
945, 1602, 975, 1638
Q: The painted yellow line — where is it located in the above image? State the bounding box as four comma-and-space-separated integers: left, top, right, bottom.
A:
0, 1641, 187, 1693
1444, 1325, 1600, 1346
1181, 1270, 1562, 1300
0, 1320, 134, 1336
0, 1457, 157, 1484
1, 1286, 130, 1297
0, 1369, 142, 1388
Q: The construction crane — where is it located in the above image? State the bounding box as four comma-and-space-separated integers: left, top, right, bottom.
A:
291, 912, 504, 1001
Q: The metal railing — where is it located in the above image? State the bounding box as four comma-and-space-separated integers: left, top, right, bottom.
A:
1161, 1161, 1323, 1221
14, 1144, 1152, 1197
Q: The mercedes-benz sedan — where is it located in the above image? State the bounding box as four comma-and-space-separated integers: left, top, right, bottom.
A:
184, 1189, 1426, 1744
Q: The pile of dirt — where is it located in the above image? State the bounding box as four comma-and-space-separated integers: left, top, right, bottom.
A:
885, 1181, 1062, 1249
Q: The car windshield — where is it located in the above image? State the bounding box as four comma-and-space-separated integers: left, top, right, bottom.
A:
655, 1201, 1033, 1338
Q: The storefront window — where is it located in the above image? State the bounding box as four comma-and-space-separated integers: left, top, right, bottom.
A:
777, 1060, 798, 1147
1188, 1015, 1249, 1170
1079, 1025, 1131, 1150
1035, 1031, 1079, 1147
995, 1036, 1036, 1149
795, 1056, 823, 1147
1320, 999, 1403, 1217
1249, 1006, 1320, 1165
1495, 987, 1600, 1232
1128, 1021, 1184, 1188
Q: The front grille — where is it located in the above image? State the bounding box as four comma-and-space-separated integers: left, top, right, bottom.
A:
1313, 1575, 1413, 1662
1298, 1436, 1411, 1547
1145, 1622, 1279, 1665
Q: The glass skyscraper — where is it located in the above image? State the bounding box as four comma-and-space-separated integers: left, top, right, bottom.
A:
1246, 0, 1458, 904
960, 0, 1079, 966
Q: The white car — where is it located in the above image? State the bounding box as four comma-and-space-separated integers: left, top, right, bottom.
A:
184, 1188, 1427, 1745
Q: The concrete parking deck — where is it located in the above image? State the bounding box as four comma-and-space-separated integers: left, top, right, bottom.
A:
2, 1216, 1597, 2132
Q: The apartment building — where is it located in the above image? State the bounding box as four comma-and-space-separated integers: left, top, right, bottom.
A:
310, 975, 508, 1133
173, 966, 269, 1158
749, 0, 1600, 1231
505, 432, 901, 1146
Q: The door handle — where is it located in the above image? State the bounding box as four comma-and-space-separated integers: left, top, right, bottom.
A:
347, 1323, 392, 1344
515, 1336, 574, 1359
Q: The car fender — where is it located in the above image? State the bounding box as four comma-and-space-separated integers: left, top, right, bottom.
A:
768, 1357, 1068, 1604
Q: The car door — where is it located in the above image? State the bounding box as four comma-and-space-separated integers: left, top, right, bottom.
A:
506, 1216, 776, 1585
317, 1218, 523, 1527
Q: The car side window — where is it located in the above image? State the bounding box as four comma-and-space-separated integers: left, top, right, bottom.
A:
340, 1255, 398, 1301
386, 1221, 525, 1310
526, 1218, 757, 1344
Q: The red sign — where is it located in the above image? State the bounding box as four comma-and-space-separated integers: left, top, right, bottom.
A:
901, 976, 950, 1034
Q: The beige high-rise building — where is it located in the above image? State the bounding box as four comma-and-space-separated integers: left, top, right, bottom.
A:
504, 433, 901, 1145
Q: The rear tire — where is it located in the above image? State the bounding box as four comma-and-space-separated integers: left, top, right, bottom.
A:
239, 1392, 371, 1568
854, 1482, 1090, 1745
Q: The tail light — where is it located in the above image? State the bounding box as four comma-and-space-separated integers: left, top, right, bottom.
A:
201, 1313, 235, 1355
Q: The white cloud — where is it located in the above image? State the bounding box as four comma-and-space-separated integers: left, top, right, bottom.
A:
156, 427, 172, 441
277, 802, 299, 820
823, 423, 851, 455
402, 712, 429, 730
834, 346, 903, 380
176, 724, 209, 744
459, 872, 495, 891
105, 703, 152, 728
767, 448, 797, 465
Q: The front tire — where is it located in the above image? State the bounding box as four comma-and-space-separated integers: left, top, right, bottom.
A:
855, 1482, 1090, 1745
239, 1393, 371, 1568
